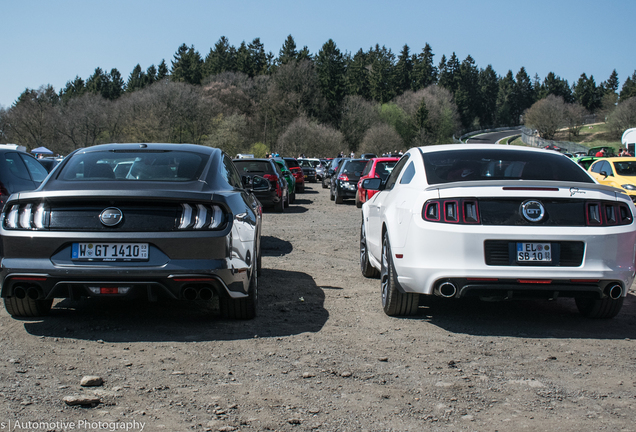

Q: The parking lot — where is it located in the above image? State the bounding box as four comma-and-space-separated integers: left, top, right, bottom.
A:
1, 183, 636, 431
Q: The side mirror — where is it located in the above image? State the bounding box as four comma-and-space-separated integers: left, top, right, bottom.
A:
362, 178, 383, 191
600, 171, 610, 178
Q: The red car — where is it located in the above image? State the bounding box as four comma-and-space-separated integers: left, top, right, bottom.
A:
283, 157, 305, 192
356, 157, 400, 208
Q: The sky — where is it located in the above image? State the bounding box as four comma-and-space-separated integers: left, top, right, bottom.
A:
2, 0, 635, 108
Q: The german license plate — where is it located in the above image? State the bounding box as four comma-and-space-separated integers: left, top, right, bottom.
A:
516, 242, 551, 262
72, 243, 149, 261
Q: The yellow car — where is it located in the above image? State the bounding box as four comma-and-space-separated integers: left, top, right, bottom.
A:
588, 157, 636, 202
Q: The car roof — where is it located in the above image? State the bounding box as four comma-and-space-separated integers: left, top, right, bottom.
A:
416, 143, 560, 155
74, 143, 221, 155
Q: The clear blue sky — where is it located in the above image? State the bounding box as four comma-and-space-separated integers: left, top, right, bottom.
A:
2, 0, 634, 108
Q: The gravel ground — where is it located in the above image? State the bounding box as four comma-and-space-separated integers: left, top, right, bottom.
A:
1, 183, 636, 431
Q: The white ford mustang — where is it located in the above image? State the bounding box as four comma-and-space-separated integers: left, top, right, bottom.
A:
360, 144, 636, 318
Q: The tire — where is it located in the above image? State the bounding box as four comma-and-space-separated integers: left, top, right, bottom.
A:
4, 296, 53, 318
575, 296, 624, 318
290, 192, 295, 204
330, 187, 335, 201
221, 257, 258, 319
335, 194, 343, 204
360, 220, 380, 278
284, 193, 290, 208
275, 196, 284, 213
322, 178, 329, 189
298, 183, 305, 193
380, 231, 419, 316
355, 193, 362, 208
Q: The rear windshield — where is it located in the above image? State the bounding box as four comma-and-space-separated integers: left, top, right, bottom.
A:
284, 158, 300, 168
424, 149, 594, 184
60, 150, 207, 181
233, 160, 274, 174
342, 160, 369, 176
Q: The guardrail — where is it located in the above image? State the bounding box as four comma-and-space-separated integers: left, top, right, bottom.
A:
459, 126, 523, 143
520, 127, 589, 153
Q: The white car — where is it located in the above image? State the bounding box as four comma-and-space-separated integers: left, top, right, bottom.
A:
360, 144, 636, 318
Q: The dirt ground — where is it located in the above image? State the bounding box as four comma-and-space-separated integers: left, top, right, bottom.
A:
1, 183, 636, 432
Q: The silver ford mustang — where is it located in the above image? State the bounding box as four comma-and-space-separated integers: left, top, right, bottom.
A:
1, 143, 264, 319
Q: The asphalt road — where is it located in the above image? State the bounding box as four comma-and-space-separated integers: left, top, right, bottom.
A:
466, 128, 520, 144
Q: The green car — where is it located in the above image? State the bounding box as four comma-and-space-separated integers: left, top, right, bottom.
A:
273, 159, 296, 204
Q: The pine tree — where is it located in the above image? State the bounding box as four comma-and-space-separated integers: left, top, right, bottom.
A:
512, 67, 535, 121
146, 64, 157, 85
205, 36, 236, 76
415, 97, 431, 133
171, 43, 203, 85
394, 44, 413, 95
455, 55, 479, 128
539, 72, 573, 102
59, 76, 86, 103
315, 39, 346, 124
411, 43, 437, 91
368, 45, 395, 103
157, 60, 169, 80
107, 68, 125, 99
573, 73, 601, 112
496, 70, 516, 126
248, 38, 269, 76
620, 71, 636, 100
345, 50, 370, 99
86, 67, 106, 96
478, 65, 499, 127
278, 35, 298, 65
127, 64, 146, 92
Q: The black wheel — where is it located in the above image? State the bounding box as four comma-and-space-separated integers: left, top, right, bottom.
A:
330, 187, 335, 201
298, 183, 305, 193
380, 231, 419, 316
4, 296, 53, 317
335, 194, 343, 204
360, 220, 380, 278
322, 178, 329, 189
284, 192, 290, 208
221, 256, 258, 319
275, 196, 284, 213
575, 296, 624, 318
290, 192, 295, 204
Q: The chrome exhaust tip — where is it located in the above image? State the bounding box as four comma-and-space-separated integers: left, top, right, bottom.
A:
437, 282, 458, 298
606, 284, 623, 300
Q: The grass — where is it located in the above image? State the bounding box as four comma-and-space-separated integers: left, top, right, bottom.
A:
553, 123, 621, 151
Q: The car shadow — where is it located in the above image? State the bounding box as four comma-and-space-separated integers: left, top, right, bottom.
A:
407, 293, 636, 340
261, 235, 293, 256
21, 269, 328, 342
285, 205, 309, 214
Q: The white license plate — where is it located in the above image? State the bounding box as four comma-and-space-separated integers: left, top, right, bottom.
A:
516, 242, 551, 262
72, 243, 149, 261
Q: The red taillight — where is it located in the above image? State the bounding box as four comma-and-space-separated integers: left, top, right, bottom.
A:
338, 174, 349, 181
422, 199, 480, 224
518, 279, 552, 284
586, 201, 633, 226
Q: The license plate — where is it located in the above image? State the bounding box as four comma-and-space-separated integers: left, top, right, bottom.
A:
72, 243, 149, 261
516, 242, 551, 262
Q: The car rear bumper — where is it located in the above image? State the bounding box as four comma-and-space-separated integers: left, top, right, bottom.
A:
389, 222, 636, 299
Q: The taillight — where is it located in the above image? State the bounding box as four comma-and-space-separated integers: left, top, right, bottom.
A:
3, 203, 49, 230
338, 174, 349, 181
586, 201, 633, 226
422, 199, 480, 224
263, 174, 280, 193
178, 203, 224, 230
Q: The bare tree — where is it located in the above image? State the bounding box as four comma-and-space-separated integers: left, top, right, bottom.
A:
524, 95, 565, 140
359, 124, 403, 156
563, 102, 587, 138
339, 95, 381, 152
277, 116, 344, 157
607, 96, 636, 138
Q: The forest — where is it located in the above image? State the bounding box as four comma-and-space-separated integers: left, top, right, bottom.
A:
1, 35, 635, 157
